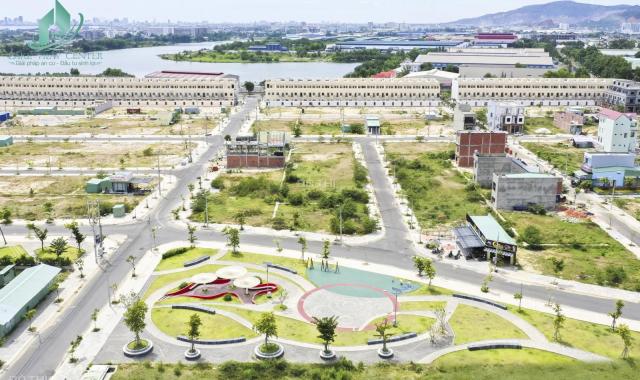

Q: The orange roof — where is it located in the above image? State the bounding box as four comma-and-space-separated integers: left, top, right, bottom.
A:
371, 70, 397, 79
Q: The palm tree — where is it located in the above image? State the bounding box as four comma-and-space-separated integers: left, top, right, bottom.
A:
126, 255, 137, 277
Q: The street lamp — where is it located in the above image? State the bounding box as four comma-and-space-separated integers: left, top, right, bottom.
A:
265, 262, 271, 283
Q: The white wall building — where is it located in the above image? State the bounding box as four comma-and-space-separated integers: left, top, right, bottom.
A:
0, 74, 238, 108
452, 78, 612, 107
263, 78, 441, 107
596, 108, 638, 153
488, 101, 525, 134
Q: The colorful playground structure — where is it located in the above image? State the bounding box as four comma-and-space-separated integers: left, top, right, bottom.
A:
162, 266, 279, 304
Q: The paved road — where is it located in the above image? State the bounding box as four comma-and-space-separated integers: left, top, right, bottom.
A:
4, 106, 640, 377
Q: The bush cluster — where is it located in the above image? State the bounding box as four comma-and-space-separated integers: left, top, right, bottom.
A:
161, 247, 190, 260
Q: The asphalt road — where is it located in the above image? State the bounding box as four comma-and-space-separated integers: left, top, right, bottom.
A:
3, 101, 640, 377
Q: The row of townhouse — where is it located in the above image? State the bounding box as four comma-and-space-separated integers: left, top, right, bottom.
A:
0, 74, 238, 108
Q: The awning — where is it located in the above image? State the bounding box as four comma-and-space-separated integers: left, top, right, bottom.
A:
453, 226, 484, 249
485, 248, 514, 257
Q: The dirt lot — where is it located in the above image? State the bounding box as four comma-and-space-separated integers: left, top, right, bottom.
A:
0, 141, 188, 168
0, 175, 145, 220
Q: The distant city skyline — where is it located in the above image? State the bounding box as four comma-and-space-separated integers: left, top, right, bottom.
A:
4, 0, 637, 24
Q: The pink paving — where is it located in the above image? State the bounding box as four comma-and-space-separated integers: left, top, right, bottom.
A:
164, 279, 278, 304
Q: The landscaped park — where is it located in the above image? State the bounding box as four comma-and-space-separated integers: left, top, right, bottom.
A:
190, 142, 377, 234
100, 244, 638, 379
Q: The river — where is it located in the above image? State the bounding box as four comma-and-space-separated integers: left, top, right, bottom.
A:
0, 42, 358, 82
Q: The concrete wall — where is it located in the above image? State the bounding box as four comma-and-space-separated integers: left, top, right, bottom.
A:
492, 174, 561, 210
473, 154, 529, 187
226, 155, 285, 169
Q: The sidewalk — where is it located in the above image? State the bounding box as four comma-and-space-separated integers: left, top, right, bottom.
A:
0, 233, 126, 371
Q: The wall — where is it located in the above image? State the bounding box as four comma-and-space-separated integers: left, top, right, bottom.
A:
473, 155, 529, 187
492, 175, 561, 210
456, 131, 507, 167
226, 155, 285, 169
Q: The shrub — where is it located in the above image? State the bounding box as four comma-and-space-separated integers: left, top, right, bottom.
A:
288, 192, 305, 206
527, 204, 547, 215
520, 226, 542, 249
361, 216, 378, 234
162, 247, 189, 259
306, 189, 324, 200
142, 147, 154, 157
211, 177, 225, 190
272, 217, 287, 230
341, 189, 369, 204
224, 294, 233, 302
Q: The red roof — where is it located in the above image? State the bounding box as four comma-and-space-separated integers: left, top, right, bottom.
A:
475, 33, 517, 40
371, 70, 397, 79
599, 107, 637, 121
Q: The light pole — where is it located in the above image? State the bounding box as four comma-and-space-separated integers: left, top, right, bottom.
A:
265, 262, 271, 283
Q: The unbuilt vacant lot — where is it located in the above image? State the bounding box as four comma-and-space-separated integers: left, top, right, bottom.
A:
253, 117, 444, 136
192, 142, 376, 234
522, 141, 592, 175
0, 175, 143, 220
503, 211, 640, 291
385, 142, 489, 230
0, 141, 187, 168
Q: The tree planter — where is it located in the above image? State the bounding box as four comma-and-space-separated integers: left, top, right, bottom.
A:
377, 347, 394, 359
184, 348, 201, 361
319, 349, 336, 360
254, 342, 284, 360
123, 339, 153, 357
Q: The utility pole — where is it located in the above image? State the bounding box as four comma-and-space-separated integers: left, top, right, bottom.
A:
157, 154, 162, 197
87, 200, 100, 264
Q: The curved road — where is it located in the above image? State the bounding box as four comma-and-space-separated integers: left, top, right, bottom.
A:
3, 98, 640, 378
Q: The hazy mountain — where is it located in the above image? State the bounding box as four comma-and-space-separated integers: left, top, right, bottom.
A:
448, 1, 640, 28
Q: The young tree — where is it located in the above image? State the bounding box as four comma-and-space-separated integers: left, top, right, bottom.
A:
551, 258, 565, 277
186, 313, 202, 354
49, 280, 62, 303
412, 256, 426, 276
298, 236, 307, 261
31, 225, 48, 252
91, 308, 100, 332
617, 324, 633, 359
234, 211, 246, 231
65, 221, 85, 256
126, 255, 137, 277
374, 319, 395, 355
49, 237, 68, 258
69, 335, 83, 363
25, 308, 37, 332
75, 257, 85, 278
424, 259, 436, 287
514, 292, 523, 311
254, 312, 278, 350
313, 315, 339, 355
322, 239, 331, 260
43, 202, 54, 223
243, 81, 255, 93
223, 227, 240, 254
187, 224, 197, 248
0, 207, 12, 225
609, 300, 625, 331
123, 298, 148, 349
552, 303, 565, 342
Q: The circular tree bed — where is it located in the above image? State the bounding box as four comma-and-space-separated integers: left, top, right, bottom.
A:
377, 347, 394, 359
320, 349, 337, 360
123, 339, 153, 357
254, 342, 284, 360
184, 348, 201, 360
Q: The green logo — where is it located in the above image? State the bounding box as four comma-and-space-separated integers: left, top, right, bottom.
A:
28, 0, 84, 52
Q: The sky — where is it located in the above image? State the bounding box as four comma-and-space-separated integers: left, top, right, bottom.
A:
4, 0, 637, 24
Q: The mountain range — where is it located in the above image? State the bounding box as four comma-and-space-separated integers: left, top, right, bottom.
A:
447, 1, 640, 28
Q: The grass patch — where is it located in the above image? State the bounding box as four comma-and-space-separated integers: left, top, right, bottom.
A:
126, 339, 149, 350
505, 212, 640, 290
523, 117, 562, 135
522, 142, 590, 175
405, 285, 454, 296
0, 245, 28, 261
143, 264, 225, 300
151, 308, 257, 340
221, 251, 307, 276
400, 301, 447, 312
216, 305, 433, 346
385, 143, 489, 229
449, 304, 528, 344
508, 306, 640, 361
111, 357, 639, 379
155, 248, 217, 272
35, 246, 82, 262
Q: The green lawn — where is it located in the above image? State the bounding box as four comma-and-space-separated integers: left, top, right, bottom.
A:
509, 306, 640, 361
0, 245, 28, 261
449, 304, 528, 344
111, 357, 639, 380
252, 120, 358, 135
215, 305, 433, 347
155, 248, 217, 272
151, 307, 257, 340
523, 117, 562, 135
385, 143, 489, 229
35, 246, 82, 262
400, 301, 447, 312
504, 212, 640, 291
143, 264, 225, 300
522, 142, 590, 175
220, 251, 308, 278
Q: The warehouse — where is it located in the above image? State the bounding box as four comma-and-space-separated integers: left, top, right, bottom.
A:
0, 264, 61, 337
